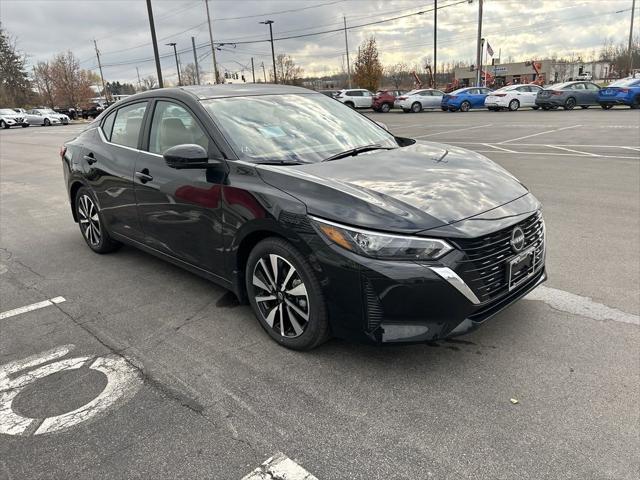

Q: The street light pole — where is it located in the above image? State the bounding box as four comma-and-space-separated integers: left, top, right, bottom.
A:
475, 0, 483, 86
343, 16, 351, 88
251, 57, 256, 83
166, 42, 182, 86
145, 0, 163, 88
260, 20, 277, 83
433, 0, 437, 88
629, 0, 636, 75
191, 36, 200, 85
205, 0, 219, 84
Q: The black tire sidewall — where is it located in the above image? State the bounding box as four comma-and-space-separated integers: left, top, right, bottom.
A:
245, 238, 329, 350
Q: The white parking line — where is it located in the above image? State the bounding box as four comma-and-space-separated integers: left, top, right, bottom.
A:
471, 150, 638, 160
414, 124, 493, 138
526, 286, 639, 326
0, 297, 66, 320
242, 453, 318, 480
481, 143, 517, 153
498, 125, 581, 144
620, 146, 640, 152
544, 145, 600, 157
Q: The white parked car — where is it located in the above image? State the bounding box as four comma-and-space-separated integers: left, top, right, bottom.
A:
484, 84, 544, 111
395, 89, 445, 113
335, 89, 374, 108
0, 108, 29, 128
25, 108, 70, 126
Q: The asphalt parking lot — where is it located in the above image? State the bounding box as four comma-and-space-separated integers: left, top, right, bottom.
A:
1, 108, 639, 479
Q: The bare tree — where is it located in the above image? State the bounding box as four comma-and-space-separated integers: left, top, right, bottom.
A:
141, 75, 158, 91
272, 53, 304, 85
385, 63, 410, 90
182, 63, 203, 86
32, 61, 56, 107
353, 37, 383, 91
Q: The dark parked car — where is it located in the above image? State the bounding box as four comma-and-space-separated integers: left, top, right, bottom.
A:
372, 90, 405, 112
62, 85, 546, 350
81, 102, 108, 119
535, 81, 601, 110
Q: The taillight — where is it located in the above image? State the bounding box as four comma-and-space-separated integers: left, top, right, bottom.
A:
59, 146, 67, 158
449, 95, 458, 99
397, 96, 407, 100
494, 93, 507, 97
551, 91, 563, 96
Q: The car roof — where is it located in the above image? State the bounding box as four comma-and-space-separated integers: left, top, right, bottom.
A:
125, 84, 317, 102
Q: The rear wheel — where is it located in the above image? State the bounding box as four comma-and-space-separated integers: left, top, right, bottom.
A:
460, 101, 471, 112
246, 238, 330, 350
0, 120, 7, 129
380, 103, 391, 113
508, 99, 520, 111
44, 118, 51, 126
75, 187, 121, 254
411, 102, 422, 113
564, 97, 576, 110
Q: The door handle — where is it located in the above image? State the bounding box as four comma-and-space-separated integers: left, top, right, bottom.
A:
83, 153, 97, 165
135, 169, 153, 183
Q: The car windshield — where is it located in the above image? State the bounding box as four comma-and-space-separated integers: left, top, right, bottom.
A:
449, 88, 468, 95
201, 93, 397, 163
609, 78, 640, 87
0, 109, 16, 115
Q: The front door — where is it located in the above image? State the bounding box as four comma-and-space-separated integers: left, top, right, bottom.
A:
584, 82, 601, 105
134, 100, 226, 277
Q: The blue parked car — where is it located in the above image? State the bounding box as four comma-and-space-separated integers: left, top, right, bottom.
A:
442, 87, 493, 112
598, 77, 640, 109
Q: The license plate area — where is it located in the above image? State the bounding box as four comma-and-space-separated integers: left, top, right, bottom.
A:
507, 246, 537, 291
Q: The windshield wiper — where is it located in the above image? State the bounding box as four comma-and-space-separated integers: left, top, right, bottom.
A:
321, 144, 396, 162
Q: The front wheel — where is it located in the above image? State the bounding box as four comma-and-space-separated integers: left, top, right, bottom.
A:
411, 102, 422, 113
44, 118, 51, 126
508, 99, 520, 111
0, 120, 7, 129
75, 187, 121, 254
246, 238, 330, 350
459, 101, 471, 112
380, 103, 391, 113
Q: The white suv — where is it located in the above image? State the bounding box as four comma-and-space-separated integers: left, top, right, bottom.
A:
335, 89, 373, 108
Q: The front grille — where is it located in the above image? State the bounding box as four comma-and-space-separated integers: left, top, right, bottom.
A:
450, 212, 545, 304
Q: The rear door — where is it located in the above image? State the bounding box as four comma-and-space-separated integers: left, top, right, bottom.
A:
526, 85, 543, 106
85, 102, 148, 241
360, 90, 373, 108
134, 99, 226, 277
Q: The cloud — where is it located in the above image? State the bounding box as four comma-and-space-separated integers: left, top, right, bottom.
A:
1, 0, 635, 83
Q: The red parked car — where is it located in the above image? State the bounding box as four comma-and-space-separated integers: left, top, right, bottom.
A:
372, 90, 405, 112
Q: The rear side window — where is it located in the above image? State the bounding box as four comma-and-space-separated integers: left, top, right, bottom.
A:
148, 101, 210, 155
101, 111, 116, 141
347, 91, 363, 97
111, 102, 147, 148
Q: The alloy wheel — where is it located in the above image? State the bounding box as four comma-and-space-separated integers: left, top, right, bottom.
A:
565, 98, 576, 110
77, 194, 101, 247
460, 101, 471, 112
381, 103, 391, 113
252, 254, 310, 338
509, 99, 519, 111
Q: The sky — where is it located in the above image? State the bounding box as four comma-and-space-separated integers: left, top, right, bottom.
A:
1, 0, 637, 85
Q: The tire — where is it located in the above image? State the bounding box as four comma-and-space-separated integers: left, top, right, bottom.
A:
344, 101, 355, 109
631, 96, 640, 109
380, 103, 391, 113
564, 97, 576, 110
600, 104, 613, 110
532, 106, 540, 110
508, 99, 520, 111
460, 101, 471, 112
449, 107, 457, 112
403, 108, 411, 113
75, 187, 121, 254
44, 118, 51, 126
246, 238, 330, 350
21, 124, 29, 128
441, 107, 447, 111
580, 105, 589, 109
0, 120, 7, 129
541, 105, 551, 110
411, 102, 422, 113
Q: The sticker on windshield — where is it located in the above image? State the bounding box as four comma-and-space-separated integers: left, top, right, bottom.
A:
257, 126, 287, 138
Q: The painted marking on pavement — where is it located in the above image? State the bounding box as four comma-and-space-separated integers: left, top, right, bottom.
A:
0, 297, 66, 320
467, 150, 639, 160
544, 144, 600, 157
481, 143, 516, 153
242, 453, 318, 480
498, 125, 581, 144
0, 344, 142, 436
525, 286, 639, 326
414, 124, 492, 138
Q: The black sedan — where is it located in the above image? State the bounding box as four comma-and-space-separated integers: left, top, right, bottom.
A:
535, 81, 601, 110
61, 85, 546, 350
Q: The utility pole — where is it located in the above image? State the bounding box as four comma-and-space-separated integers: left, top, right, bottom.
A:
191, 36, 200, 85
260, 20, 277, 83
629, 0, 636, 75
251, 57, 256, 83
433, 0, 437, 88
205, 0, 219, 84
475, 0, 483, 87
261, 62, 267, 82
343, 16, 351, 88
136, 67, 142, 91
167, 42, 182, 86
93, 39, 109, 102
146, 0, 163, 88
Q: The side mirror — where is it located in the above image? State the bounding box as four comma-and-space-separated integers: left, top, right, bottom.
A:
163, 144, 221, 169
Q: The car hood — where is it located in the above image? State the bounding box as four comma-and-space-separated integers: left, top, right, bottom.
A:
256, 141, 530, 233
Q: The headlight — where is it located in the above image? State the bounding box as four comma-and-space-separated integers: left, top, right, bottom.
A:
310, 217, 453, 261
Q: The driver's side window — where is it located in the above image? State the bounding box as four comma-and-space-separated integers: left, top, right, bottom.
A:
148, 101, 210, 155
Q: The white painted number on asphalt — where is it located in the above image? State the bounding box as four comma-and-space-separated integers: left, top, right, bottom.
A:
0, 344, 142, 436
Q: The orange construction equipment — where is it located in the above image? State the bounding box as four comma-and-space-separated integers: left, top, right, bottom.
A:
412, 71, 423, 89
526, 60, 546, 85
